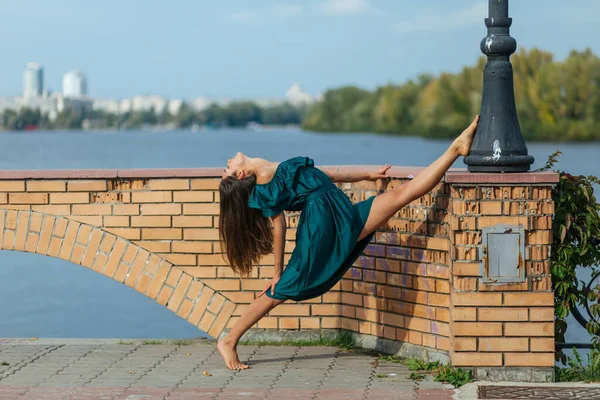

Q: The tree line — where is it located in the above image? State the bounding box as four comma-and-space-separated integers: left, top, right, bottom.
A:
302, 48, 600, 141
0, 101, 307, 131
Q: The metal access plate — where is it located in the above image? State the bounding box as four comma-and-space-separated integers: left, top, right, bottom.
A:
479, 385, 600, 399
480, 224, 525, 284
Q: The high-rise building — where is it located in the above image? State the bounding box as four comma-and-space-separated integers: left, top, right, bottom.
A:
23, 62, 44, 98
62, 70, 88, 98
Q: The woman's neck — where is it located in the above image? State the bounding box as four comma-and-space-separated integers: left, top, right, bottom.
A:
247, 157, 275, 175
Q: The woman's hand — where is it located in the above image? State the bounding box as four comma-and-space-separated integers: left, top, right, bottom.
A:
259, 273, 281, 297
368, 164, 392, 181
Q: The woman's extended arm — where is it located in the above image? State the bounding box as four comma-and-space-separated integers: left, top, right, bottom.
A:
260, 212, 286, 296
318, 165, 391, 183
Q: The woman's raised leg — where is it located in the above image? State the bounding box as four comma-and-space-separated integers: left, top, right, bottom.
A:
358, 116, 479, 240
218, 294, 284, 370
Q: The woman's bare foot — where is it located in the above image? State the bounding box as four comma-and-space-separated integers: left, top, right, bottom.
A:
218, 338, 249, 370
452, 115, 479, 157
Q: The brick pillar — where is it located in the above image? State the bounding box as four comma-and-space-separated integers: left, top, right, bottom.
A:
446, 171, 558, 382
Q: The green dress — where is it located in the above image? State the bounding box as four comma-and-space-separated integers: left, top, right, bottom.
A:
248, 156, 375, 301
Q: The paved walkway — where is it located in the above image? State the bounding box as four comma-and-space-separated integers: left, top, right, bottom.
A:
0, 338, 454, 400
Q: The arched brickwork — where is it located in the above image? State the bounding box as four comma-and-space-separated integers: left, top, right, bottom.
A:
0, 209, 236, 339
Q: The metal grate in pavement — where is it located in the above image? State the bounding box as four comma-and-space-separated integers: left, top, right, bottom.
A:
479, 385, 600, 399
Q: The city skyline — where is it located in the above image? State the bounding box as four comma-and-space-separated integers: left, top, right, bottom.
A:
1, 0, 599, 99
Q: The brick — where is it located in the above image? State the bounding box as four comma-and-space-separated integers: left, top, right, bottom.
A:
9, 193, 48, 204
141, 204, 181, 215
68, 181, 107, 191
30, 205, 70, 215
479, 201, 503, 215
81, 230, 103, 268
104, 228, 140, 240
428, 293, 449, 307
530, 338, 554, 352
132, 191, 172, 203
184, 229, 219, 240
59, 222, 80, 260
453, 307, 477, 321
198, 311, 216, 332
49, 192, 89, 204
452, 292, 502, 306
157, 286, 174, 306
124, 250, 150, 288
0, 181, 25, 192
0, 193, 7, 204
113, 204, 140, 215
141, 228, 182, 240
72, 204, 112, 215
453, 338, 477, 351
27, 181, 66, 192
208, 301, 236, 338
453, 262, 480, 277
300, 317, 320, 329
134, 240, 171, 253
454, 277, 478, 291
451, 216, 476, 231
190, 179, 220, 190
103, 216, 130, 227
503, 293, 553, 306
478, 307, 528, 321
408, 330, 422, 345
504, 353, 554, 367
505, 322, 553, 337
173, 191, 213, 203
103, 239, 128, 277
405, 317, 431, 333
341, 292, 363, 306
167, 274, 193, 312
454, 322, 502, 336
131, 216, 171, 227
187, 287, 215, 325
453, 352, 502, 367
3, 229, 15, 250
149, 179, 190, 190
529, 307, 554, 321
268, 304, 310, 316
69, 215, 103, 226
172, 216, 212, 228
478, 216, 529, 229
164, 253, 196, 265
146, 262, 172, 299
183, 203, 219, 215
200, 279, 240, 291
453, 200, 479, 215
479, 338, 528, 352
171, 241, 212, 253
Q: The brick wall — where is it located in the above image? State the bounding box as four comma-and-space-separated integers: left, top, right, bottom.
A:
0, 167, 558, 379
447, 171, 557, 380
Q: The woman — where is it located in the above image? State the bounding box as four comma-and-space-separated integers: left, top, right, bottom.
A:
217, 116, 479, 370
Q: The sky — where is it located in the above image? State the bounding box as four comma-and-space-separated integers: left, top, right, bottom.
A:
1, 0, 598, 99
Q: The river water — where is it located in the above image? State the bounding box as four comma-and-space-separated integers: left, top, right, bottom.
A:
0, 127, 598, 345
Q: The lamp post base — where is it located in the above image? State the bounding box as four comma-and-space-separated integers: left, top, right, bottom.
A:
464, 154, 534, 173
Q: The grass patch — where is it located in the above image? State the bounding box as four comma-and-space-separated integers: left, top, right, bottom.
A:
374, 373, 388, 378
240, 331, 357, 351
118, 340, 135, 345
409, 372, 425, 380
378, 354, 402, 363
142, 340, 165, 345
1, 361, 9, 366
171, 340, 194, 346
403, 356, 472, 388
556, 348, 600, 383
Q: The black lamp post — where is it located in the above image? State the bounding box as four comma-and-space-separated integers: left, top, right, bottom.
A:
463, 0, 534, 172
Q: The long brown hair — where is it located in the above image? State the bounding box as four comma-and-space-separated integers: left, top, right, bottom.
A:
219, 175, 273, 277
